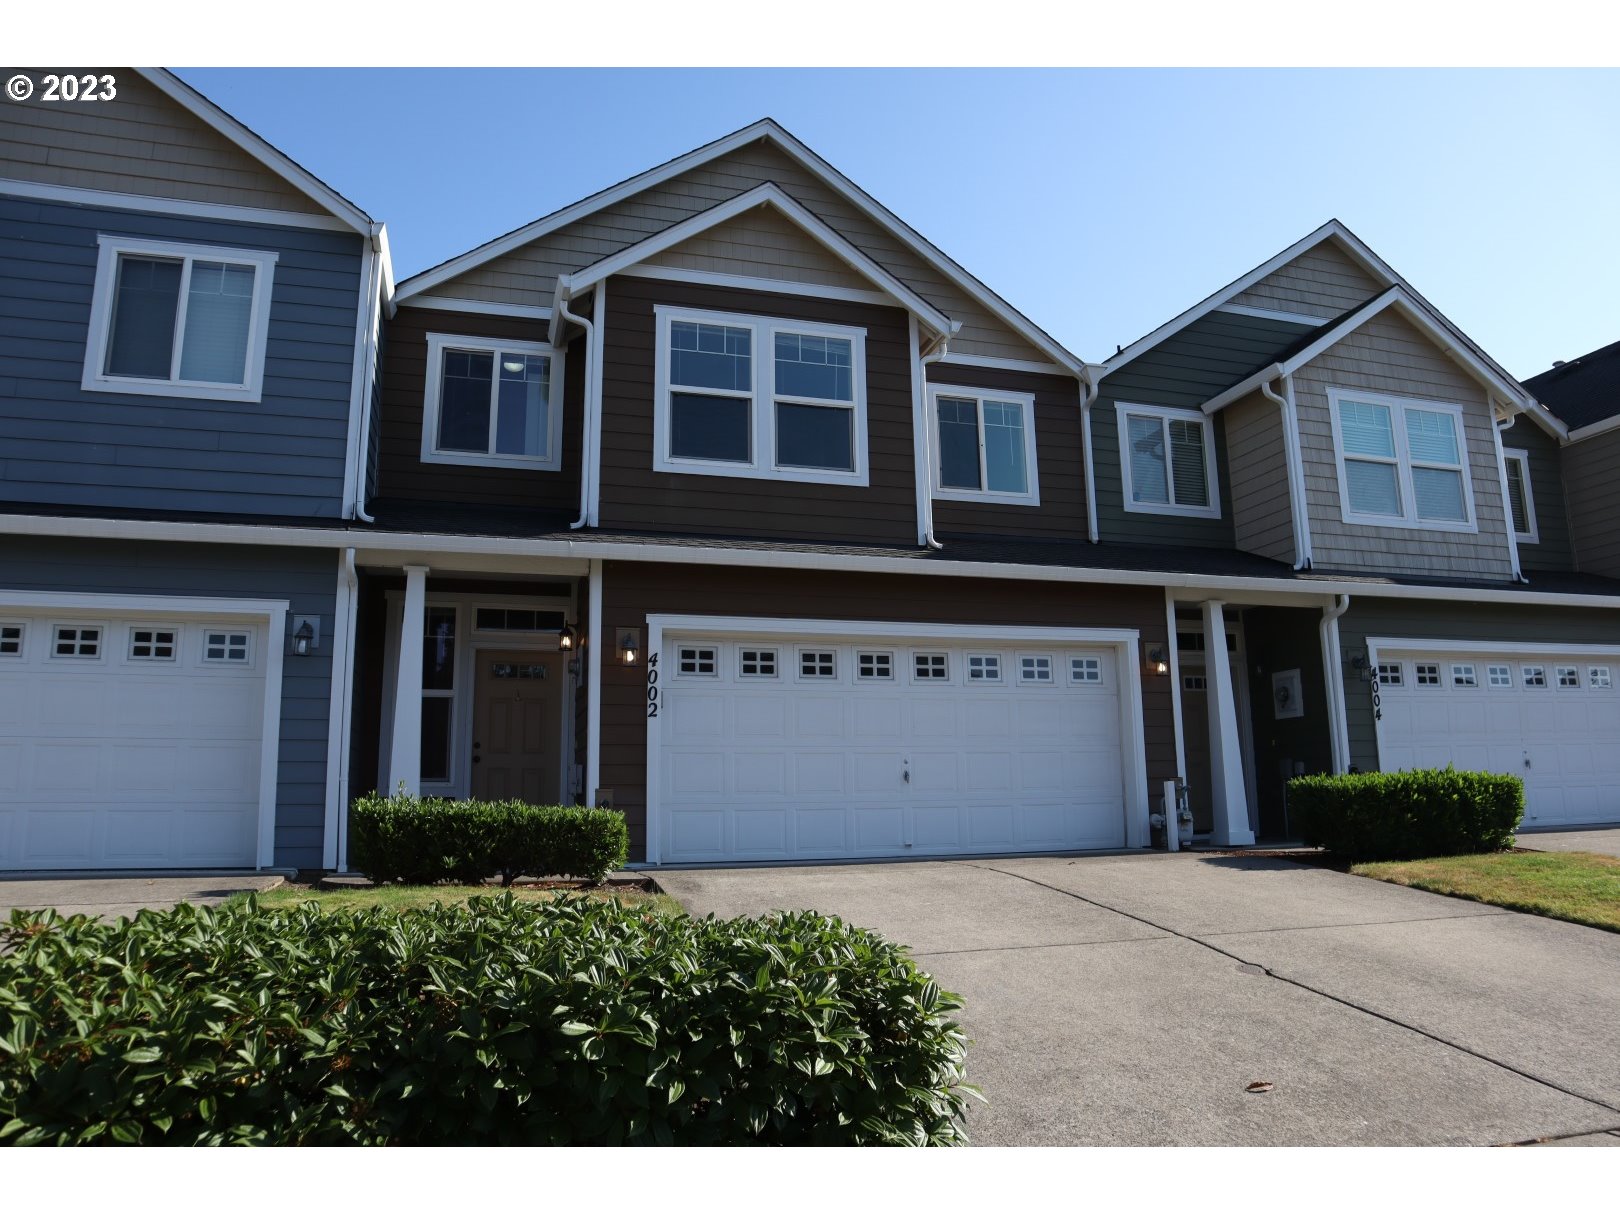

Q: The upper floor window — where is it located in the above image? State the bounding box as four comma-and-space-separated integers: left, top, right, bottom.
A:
927, 385, 1040, 506
652, 306, 868, 486
422, 333, 563, 470
1502, 448, 1538, 544
82, 236, 277, 403
1117, 403, 1219, 519
1328, 389, 1476, 532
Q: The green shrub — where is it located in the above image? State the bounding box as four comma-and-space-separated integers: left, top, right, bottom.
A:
1289, 767, 1524, 861
348, 794, 629, 885
0, 895, 974, 1146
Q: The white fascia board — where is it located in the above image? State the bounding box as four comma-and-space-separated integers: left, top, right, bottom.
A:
8, 511, 1620, 610
562, 183, 953, 335
1564, 412, 1620, 444
136, 69, 374, 236
399, 295, 552, 321
0, 177, 353, 233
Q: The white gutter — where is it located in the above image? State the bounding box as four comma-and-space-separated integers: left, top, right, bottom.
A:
1320, 594, 1351, 773
1078, 365, 1103, 543
556, 276, 597, 531
914, 324, 954, 550
1258, 375, 1312, 570
1491, 407, 1527, 584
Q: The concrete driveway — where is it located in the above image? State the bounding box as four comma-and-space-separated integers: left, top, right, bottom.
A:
657, 854, 1620, 1146
0, 874, 283, 922
1519, 826, 1620, 858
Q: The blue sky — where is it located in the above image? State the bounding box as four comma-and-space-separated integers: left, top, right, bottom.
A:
180, 68, 1619, 378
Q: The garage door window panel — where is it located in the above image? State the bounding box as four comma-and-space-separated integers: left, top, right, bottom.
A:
967, 654, 1001, 683
677, 646, 718, 677
1487, 665, 1512, 688
1450, 663, 1477, 688
913, 653, 948, 681
1377, 662, 1403, 686
129, 628, 178, 662
52, 625, 103, 660
1591, 667, 1612, 690
1415, 662, 1440, 686
1522, 665, 1547, 688
0, 623, 23, 657
203, 629, 251, 665
1557, 666, 1580, 689
798, 650, 836, 680
1070, 655, 1103, 685
1020, 655, 1054, 683
857, 651, 893, 680
739, 648, 778, 678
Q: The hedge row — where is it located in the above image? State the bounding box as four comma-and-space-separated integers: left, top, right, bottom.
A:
0, 894, 975, 1146
1289, 767, 1524, 860
349, 794, 628, 885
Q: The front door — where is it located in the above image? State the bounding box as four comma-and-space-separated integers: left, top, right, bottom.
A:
471, 650, 562, 803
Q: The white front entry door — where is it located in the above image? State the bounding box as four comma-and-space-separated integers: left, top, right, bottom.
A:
1374, 648, 1620, 828
655, 632, 1131, 863
0, 614, 269, 870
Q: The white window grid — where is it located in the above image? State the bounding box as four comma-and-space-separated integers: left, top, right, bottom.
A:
1116, 401, 1221, 519
856, 651, 893, 680
51, 624, 103, 660
1502, 448, 1539, 544
966, 654, 1002, 682
0, 622, 23, 657
129, 627, 178, 661
1522, 665, 1547, 688
1019, 654, 1054, 683
1450, 663, 1477, 688
1415, 663, 1440, 686
202, 629, 252, 664
1376, 662, 1403, 686
798, 649, 837, 679
420, 333, 564, 471
1556, 666, 1580, 689
1487, 665, 1512, 688
1070, 655, 1103, 684
676, 646, 718, 677
913, 652, 949, 681
1182, 674, 1208, 692
926, 385, 1041, 507
1590, 666, 1613, 690
738, 648, 777, 678
1327, 387, 1477, 533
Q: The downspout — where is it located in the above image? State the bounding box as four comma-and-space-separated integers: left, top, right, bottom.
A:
1319, 594, 1351, 774
585, 558, 603, 806
915, 325, 953, 550
558, 278, 595, 531
1491, 405, 1528, 583
352, 226, 387, 524
334, 546, 359, 871
1259, 374, 1311, 570
1078, 366, 1101, 543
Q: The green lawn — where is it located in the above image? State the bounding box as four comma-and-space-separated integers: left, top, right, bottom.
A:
239, 882, 685, 917
1352, 850, 1620, 933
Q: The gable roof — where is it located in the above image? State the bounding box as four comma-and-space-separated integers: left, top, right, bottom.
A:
139, 68, 375, 235
1522, 339, 1620, 433
553, 183, 954, 337
394, 118, 1080, 374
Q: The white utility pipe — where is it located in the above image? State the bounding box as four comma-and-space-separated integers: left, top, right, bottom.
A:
917, 332, 951, 550
585, 558, 604, 805
1079, 368, 1100, 543
561, 287, 597, 530
1319, 594, 1351, 773
1259, 376, 1310, 570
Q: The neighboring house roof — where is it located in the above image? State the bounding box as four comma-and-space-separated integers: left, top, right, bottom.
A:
393, 117, 1082, 374
1522, 339, 1620, 432
140, 68, 376, 235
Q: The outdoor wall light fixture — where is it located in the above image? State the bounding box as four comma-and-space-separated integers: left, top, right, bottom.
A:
558, 622, 578, 652
1147, 646, 1169, 676
292, 619, 315, 657
617, 627, 641, 666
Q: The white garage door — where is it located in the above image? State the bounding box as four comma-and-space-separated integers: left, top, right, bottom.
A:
655, 631, 1131, 863
1374, 648, 1620, 828
0, 614, 268, 870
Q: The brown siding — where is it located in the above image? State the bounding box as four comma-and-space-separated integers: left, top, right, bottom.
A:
375, 306, 583, 511
597, 275, 918, 544
0, 67, 327, 215
1565, 427, 1620, 579
599, 561, 1177, 861
925, 364, 1088, 540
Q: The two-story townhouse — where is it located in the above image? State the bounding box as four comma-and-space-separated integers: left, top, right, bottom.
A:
0, 68, 389, 873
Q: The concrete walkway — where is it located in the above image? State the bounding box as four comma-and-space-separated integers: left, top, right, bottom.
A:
0, 874, 283, 922
656, 854, 1620, 1146
1518, 826, 1620, 858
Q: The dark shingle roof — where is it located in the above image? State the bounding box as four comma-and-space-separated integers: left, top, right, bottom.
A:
1522, 340, 1620, 429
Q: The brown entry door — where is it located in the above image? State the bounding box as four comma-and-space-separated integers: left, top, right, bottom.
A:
471, 651, 562, 803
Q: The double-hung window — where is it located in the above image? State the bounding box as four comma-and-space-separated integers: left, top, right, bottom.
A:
1117, 402, 1219, 518
653, 306, 868, 485
1502, 448, 1538, 544
82, 235, 277, 402
1329, 389, 1476, 531
422, 333, 563, 470
928, 385, 1040, 506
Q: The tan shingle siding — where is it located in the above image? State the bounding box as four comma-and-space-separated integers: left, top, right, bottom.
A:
1224, 391, 1295, 562
643, 206, 873, 291
1232, 240, 1382, 317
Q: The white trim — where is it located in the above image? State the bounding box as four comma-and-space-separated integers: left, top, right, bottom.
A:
1164, 589, 1186, 787
0, 177, 354, 233
908, 315, 931, 546
133, 68, 374, 235
616, 264, 893, 309
0, 587, 288, 870
81, 235, 278, 403
1214, 302, 1333, 327
586, 559, 603, 807
643, 614, 1152, 864
588, 286, 606, 526
938, 352, 1070, 376
926, 384, 1041, 506
652, 304, 870, 487
393, 119, 1078, 372
341, 242, 378, 519
399, 295, 553, 321
322, 549, 357, 871
420, 332, 565, 471
563, 183, 952, 336
1501, 447, 1540, 546
1367, 637, 1620, 660
1116, 401, 1222, 519
1326, 387, 1478, 534
1566, 412, 1620, 444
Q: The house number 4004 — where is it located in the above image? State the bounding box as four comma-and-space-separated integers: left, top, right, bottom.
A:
646, 652, 659, 718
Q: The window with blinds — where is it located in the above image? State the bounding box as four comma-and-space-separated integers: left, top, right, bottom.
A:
1119, 404, 1218, 518
1503, 449, 1538, 543
1330, 389, 1475, 531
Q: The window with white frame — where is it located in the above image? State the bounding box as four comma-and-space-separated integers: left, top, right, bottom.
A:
1070, 655, 1102, 684
928, 385, 1040, 505
1451, 663, 1477, 688
1522, 665, 1547, 688
52, 625, 102, 659
1182, 674, 1207, 692
82, 236, 277, 402
1117, 403, 1219, 518
203, 629, 251, 664
1376, 662, 1403, 686
913, 652, 948, 681
1502, 448, 1539, 544
0, 623, 22, 657
1487, 664, 1512, 688
420, 607, 456, 784
966, 654, 1001, 682
677, 646, 718, 677
1019, 654, 1054, 683
1591, 666, 1613, 690
1415, 662, 1440, 686
856, 651, 893, 680
739, 648, 777, 678
421, 334, 563, 470
653, 306, 868, 485
1556, 665, 1580, 689
1329, 389, 1475, 530
128, 627, 177, 661
799, 649, 836, 679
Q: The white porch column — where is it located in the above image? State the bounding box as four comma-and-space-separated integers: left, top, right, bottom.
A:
1202, 599, 1255, 846
387, 564, 429, 796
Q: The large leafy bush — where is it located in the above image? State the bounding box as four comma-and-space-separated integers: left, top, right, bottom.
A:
1289, 767, 1523, 861
348, 794, 628, 885
0, 895, 974, 1145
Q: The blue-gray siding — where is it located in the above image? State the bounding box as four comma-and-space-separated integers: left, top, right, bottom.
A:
0, 535, 338, 868
1339, 598, 1620, 773
0, 193, 362, 518
1504, 418, 1572, 574
1095, 310, 1317, 547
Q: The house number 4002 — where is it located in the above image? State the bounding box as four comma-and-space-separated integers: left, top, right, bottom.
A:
646, 652, 659, 718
